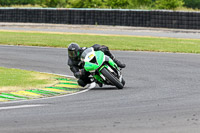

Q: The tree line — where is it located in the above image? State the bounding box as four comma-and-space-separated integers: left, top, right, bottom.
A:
0, 0, 200, 10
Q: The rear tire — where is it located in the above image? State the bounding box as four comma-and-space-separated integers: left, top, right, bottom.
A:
101, 67, 123, 89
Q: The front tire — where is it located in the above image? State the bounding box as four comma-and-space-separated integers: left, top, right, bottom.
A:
121, 78, 125, 86
101, 67, 124, 89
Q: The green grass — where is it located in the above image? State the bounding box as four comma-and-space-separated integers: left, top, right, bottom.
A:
0, 67, 60, 92
0, 30, 200, 53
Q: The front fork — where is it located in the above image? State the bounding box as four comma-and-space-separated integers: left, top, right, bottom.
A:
98, 56, 122, 82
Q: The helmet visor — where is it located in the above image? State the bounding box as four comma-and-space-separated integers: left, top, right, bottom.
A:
68, 50, 78, 59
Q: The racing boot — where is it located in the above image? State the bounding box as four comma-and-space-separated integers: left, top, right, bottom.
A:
113, 58, 126, 68
106, 50, 126, 69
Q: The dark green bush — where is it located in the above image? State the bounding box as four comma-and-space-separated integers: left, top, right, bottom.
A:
105, 0, 131, 8
0, 0, 40, 6
155, 0, 184, 10
1, 0, 194, 10
68, 0, 104, 8
183, 0, 200, 9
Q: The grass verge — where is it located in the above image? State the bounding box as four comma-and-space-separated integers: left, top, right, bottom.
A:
0, 67, 61, 93
0, 30, 200, 53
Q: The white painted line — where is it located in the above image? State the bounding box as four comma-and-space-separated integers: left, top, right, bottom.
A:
45, 73, 75, 78
0, 104, 44, 110
0, 87, 92, 105
0, 82, 96, 105
0, 73, 96, 105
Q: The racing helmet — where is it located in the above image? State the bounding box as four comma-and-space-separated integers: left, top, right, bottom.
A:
68, 43, 81, 60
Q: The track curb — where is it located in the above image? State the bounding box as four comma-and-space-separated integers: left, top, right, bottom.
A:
0, 75, 84, 102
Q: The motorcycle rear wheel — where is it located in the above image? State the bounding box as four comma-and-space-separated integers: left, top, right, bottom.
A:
101, 67, 124, 89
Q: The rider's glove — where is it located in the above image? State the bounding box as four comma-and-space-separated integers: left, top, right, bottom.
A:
74, 72, 81, 78
74, 69, 85, 79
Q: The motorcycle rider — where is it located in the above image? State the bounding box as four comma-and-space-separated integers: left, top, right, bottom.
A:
68, 43, 126, 87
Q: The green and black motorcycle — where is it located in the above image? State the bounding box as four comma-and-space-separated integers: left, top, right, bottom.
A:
81, 47, 125, 89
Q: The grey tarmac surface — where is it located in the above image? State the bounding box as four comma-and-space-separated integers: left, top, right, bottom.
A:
0, 45, 200, 133
0, 23, 200, 39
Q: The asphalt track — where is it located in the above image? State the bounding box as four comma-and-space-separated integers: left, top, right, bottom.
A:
1, 23, 200, 39
0, 25, 200, 133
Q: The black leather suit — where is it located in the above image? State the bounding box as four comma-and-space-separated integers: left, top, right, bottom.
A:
68, 44, 114, 87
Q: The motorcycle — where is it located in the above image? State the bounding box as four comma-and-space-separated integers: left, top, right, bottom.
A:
81, 47, 125, 89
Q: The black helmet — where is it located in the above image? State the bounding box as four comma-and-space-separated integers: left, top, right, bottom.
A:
68, 43, 80, 60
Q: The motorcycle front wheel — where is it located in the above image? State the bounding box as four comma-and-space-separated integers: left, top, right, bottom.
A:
101, 67, 124, 89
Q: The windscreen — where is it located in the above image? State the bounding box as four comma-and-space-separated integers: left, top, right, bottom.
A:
81, 47, 93, 60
